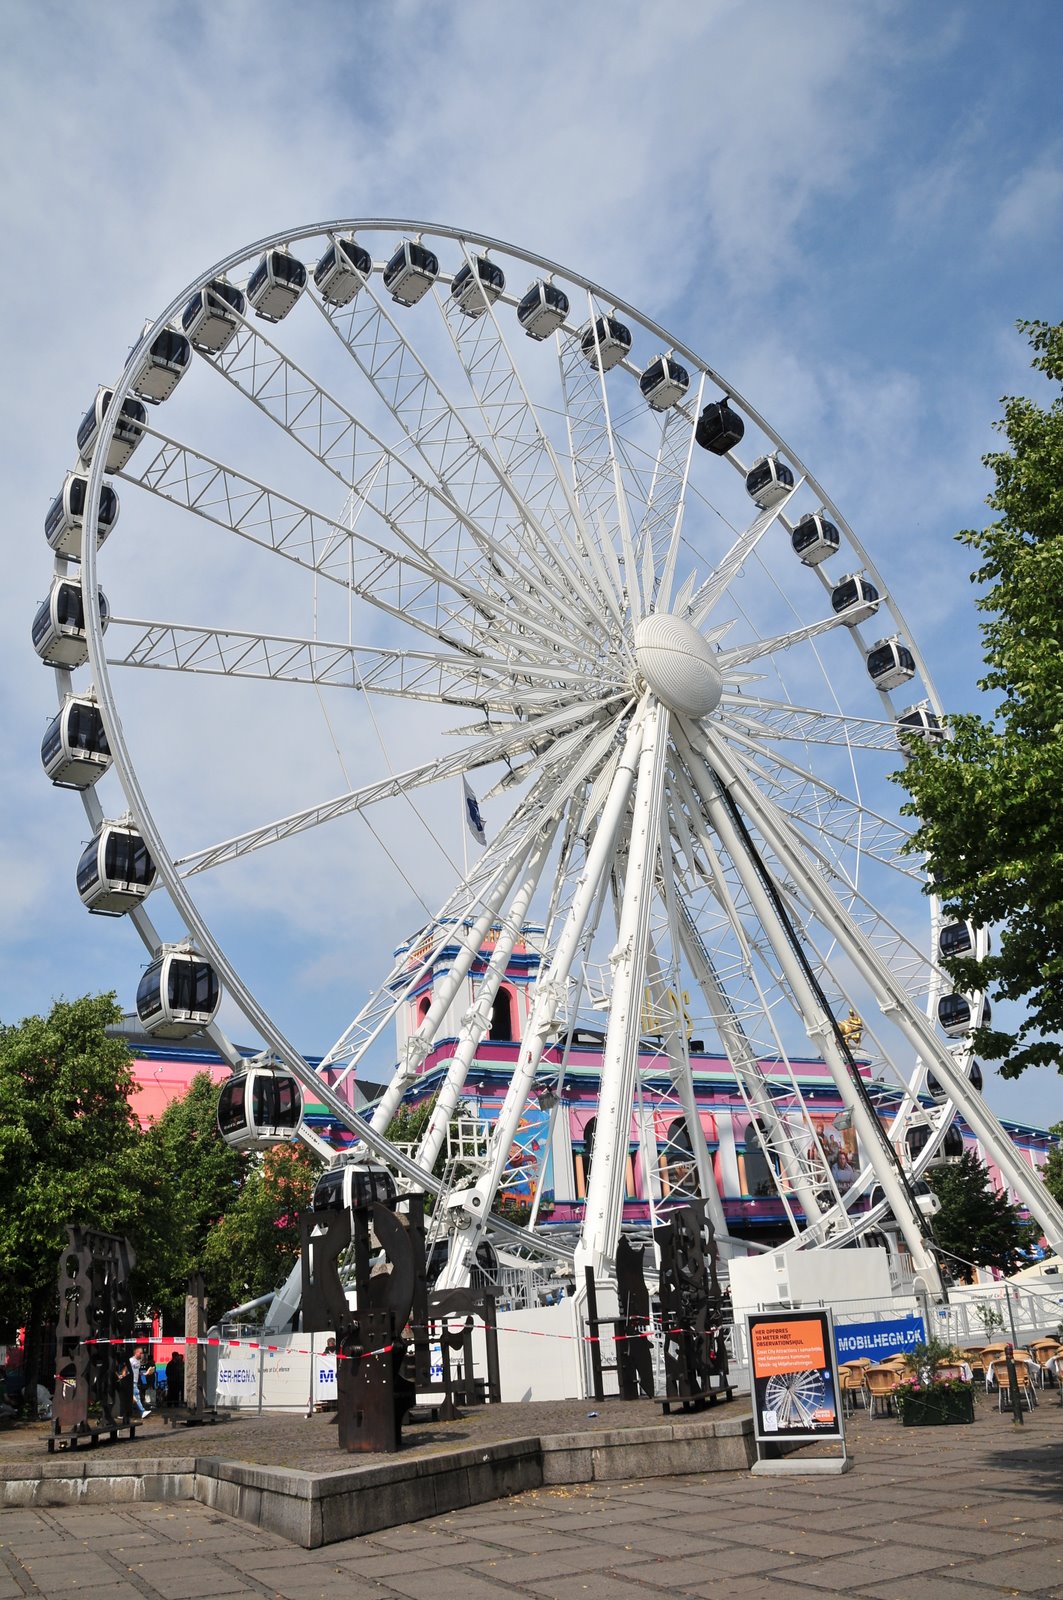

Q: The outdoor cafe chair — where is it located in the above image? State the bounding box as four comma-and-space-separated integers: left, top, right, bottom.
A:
839, 1364, 869, 1415
1030, 1340, 1061, 1386
989, 1357, 1037, 1413
865, 1366, 901, 1418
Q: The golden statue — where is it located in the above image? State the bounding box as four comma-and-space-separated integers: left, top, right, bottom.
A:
837, 1008, 864, 1049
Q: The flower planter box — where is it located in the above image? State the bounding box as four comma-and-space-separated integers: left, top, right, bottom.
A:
900, 1390, 975, 1427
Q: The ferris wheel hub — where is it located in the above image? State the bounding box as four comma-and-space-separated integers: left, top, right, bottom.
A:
634, 612, 724, 719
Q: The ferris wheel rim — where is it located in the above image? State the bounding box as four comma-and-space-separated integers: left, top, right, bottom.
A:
62, 216, 1012, 1279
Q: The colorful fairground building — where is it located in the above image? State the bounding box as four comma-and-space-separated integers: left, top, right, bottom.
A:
113, 924, 1060, 1289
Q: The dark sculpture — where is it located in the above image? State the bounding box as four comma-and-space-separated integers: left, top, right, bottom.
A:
301, 1193, 426, 1452
301, 1193, 501, 1450
615, 1236, 655, 1399
654, 1199, 732, 1413
50, 1225, 137, 1450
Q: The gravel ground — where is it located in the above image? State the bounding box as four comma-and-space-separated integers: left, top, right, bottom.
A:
0, 1394, 744, 1472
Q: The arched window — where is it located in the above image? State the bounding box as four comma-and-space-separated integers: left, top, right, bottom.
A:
490, 986, 515, 1041
660, 1116, 699, 1197
742, 1118, 776, 1198
416, 994, 432, 1024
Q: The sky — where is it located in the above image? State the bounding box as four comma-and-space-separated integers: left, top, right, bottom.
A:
2, 0, 1062, 1135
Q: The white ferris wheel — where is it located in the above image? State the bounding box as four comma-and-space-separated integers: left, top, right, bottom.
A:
39, 218, 1063, 1298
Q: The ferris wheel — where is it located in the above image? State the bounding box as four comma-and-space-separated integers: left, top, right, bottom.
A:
39, 218, 1063, 1295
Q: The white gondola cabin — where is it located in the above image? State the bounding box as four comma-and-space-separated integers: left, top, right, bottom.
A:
45, 473, 119, 561
695, 398, 744, 455
76, 388, 147, 473
246, 249, 307, 322
927, 1059, 984, 1099
938, 920, 974, 960
896, 705, 944, 753
869, 1179, 940, 1222
32, 576, 109, 669
181, 278, 246, 354
136, 947, 221, 1038
830, 573, 880, 625
130, 326, 192, 403
745, 454, 795, 508
314, 237, 372, 307
382, 241, 439, 306
790, 511, 839, 565
76, 820, 156, 915
866, 637, 916, 691
639, 354, 690, 410
938, 992, 991, 1037
581, 315, 632, 371
450, 256, 505, 317
311, 1161, 397, 1214
516, 280, 569, 339
217, 1068, 303, 1150
41, 695, 111, 789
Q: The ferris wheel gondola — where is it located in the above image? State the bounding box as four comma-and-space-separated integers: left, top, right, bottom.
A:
45, 472, 119, 560
135, 947, 221, 1038
75, 819, 156, 915
32, 576, 109, 669
218, 1067, 303, 1150
44, 217, 1063, 1299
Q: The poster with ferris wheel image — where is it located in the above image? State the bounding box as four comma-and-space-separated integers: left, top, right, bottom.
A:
748, 1308, 843, 1444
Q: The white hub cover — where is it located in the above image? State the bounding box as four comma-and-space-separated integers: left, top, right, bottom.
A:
634, 612, 723, 719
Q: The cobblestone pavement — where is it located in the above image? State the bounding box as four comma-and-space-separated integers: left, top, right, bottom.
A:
2, 1401, 1063, 1598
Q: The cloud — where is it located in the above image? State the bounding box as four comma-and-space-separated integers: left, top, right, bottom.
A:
990, 158, 1063, 244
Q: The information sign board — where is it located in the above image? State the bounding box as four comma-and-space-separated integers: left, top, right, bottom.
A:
748, 1308, 843, 1444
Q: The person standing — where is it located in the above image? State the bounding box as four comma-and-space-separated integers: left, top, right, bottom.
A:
128, 1347, 152, 1417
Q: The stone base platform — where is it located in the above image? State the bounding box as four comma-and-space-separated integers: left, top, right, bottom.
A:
0, 1400, 754, 1548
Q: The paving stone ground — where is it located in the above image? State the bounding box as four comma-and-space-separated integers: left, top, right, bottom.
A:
2, 1395, 1062, 1598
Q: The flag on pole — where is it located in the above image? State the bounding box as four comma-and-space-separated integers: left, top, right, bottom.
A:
463, 777, 487, 845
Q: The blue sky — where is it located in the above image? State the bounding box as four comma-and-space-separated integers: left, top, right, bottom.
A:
2, 0, 1061, 1132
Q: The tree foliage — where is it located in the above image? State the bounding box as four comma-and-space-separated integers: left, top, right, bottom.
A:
898, 320, 1063, 1077
928, 1151, 1039, 1279
138, 1072, 246, 1326
1042, 1123, 1063, 1211
201, 1143, 318, 1314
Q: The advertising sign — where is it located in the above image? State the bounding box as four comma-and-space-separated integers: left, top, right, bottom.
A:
748, 1309, 843, 1443
834, 1315, 924, 1364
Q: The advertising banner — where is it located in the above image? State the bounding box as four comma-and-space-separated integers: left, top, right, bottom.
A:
834, 1315, 925, 1364
748, 1309, 843, 1443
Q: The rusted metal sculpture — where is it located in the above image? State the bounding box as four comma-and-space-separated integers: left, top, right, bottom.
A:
654, 1199, 732, 1413
50, 1225, 137, 1450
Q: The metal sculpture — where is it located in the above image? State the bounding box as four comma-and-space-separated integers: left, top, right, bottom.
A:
615, 1236, 655, 1400
654, 1200, 731, 1413
50, 1225, 137, 1450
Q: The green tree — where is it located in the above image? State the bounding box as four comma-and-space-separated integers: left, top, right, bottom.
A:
927, 1151, 1039, 1279
898, 319, 1063, 1077
1042, 1123, 1063, 1211
201, 1143, 317, 1315
139, 1072, 246, 1328
0, 994, 163, 1398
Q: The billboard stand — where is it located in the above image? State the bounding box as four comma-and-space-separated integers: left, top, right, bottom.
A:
747, 1307, 851, 1475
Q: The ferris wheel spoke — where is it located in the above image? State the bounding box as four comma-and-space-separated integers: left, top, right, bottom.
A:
173, 700, 614, 878
104, 618, 607, 710
720, 611, 860, 671
701, 734, 938, 1000
684, 483, 805, 629
204, 314, 601, 658
324, 708, 631, 1091
719, 694, 901, 752
714, 728, 918, 880
120, 427, 567, 660
436, 261, 632, 634
665, 759, 836, 1231
643, 372, 706, 613
314, 267, 611, 646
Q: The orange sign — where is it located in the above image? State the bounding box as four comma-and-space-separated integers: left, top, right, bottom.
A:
751, 1318, 827, 1378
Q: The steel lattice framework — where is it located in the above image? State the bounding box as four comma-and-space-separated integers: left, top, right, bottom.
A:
45, 218, 1063, 1296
